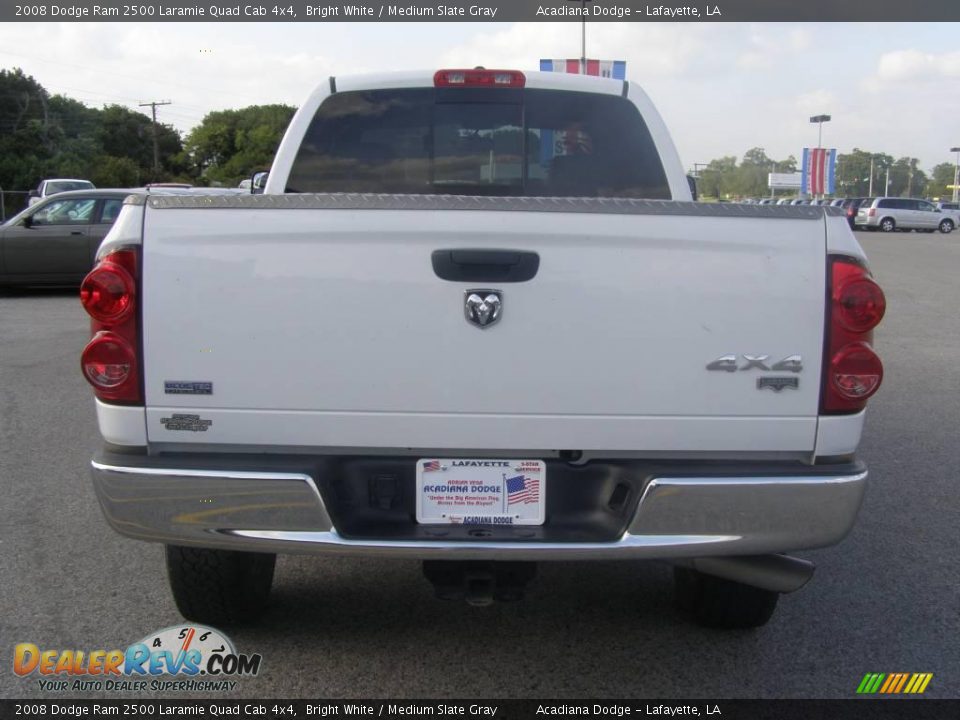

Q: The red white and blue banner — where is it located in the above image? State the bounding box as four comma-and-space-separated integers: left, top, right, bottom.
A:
801, 147, 837, 196
540, 59, 627, 79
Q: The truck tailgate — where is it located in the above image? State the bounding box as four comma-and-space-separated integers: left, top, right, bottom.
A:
142, 202, 826, 453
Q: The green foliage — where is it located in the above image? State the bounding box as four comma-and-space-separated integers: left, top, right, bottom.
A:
693, 149, 797, 199
695, 146, 943, 201
184, 104, 295, 186
925, 162, 955, 200
90, 156, 142, 187
0, 67, 187, 217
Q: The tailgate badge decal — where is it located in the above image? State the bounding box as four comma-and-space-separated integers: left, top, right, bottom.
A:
758, 377, 800, 392
160, 414, 213, 432
164, 381, 213, 395
707, 354, 803, 373
464, 289, 503, 329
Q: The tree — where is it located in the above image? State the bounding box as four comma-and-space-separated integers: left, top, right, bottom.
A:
0, 68, 188, 218
184, 104, 295, 185
925, 162, 956, 200
698, 156, 738, 200
734, 147, 773, 197
887, 157, 926, 198
836, 149, 894, 197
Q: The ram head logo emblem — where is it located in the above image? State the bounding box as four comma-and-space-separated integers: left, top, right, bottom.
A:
464, 290, 503, 329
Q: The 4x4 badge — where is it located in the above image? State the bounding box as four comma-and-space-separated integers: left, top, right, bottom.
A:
706, 354, 803, 373
464, 289, 502, 329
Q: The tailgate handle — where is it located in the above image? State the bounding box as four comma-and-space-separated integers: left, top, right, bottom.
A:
432, 249, 539, 283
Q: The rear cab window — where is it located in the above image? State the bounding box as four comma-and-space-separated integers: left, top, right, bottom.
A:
286, 87, 671, 199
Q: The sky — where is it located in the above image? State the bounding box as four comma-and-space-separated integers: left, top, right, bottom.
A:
1, 21, 959, 172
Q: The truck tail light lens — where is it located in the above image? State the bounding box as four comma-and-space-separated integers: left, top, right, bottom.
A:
434, 69, 525, 88
821, 256, 885, 414
80, 248, 142, 404
833, 274, 886, 333
82, 332, 137, 391
867, 208, 876, 217
80, 261, 135, 323
830, 342, 883, 400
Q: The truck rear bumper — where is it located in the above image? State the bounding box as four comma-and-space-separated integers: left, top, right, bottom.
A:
90, 452, 867, 561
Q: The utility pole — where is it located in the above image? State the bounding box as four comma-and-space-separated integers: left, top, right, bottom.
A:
139, 100, 172, 177
951, 146, 960, 203
868, 156, 874, 196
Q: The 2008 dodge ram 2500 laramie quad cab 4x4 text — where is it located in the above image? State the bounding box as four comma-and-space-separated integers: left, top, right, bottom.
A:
82, 69, 885, 628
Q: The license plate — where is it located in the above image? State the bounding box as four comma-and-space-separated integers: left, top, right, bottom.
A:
416, 459, 545, 526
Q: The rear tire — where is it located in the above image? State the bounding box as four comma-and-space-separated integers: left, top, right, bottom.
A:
674, 567, 779, 629
879, 217, 896, 232
939, 219, 954, 234
165, 545, 276, 626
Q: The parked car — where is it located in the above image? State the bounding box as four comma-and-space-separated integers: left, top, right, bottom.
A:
757, 198, 774, 205
935, 201, 959, 232
842, 198, 867, 230
829, 199, 846, 207
1, 186, 222, 287
84, 68, 885, 630
1, 189, 131, 287
855, 197, 954, 233
27, 178, 95, 207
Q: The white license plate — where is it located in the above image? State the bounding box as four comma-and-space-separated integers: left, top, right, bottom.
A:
416, 459, 545, 526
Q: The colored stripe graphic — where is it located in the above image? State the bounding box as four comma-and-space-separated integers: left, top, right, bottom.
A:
801, 148, 810, 195
857, 673, 932, 694
540, 59, 627, 79
827, 148, 837, 195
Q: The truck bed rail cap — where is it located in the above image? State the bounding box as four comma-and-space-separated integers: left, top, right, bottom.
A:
145, 193, 839, 219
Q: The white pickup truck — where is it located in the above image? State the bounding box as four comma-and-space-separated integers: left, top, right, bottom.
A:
82, 69, 886, 628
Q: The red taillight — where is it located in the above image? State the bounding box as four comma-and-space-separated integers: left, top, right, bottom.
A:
80, 248, 141, 404
821, 256, 885, 413
81, 331, 137, 397
833, 272, 886, 333
867, 208, 876, 217
434, 69, 525, 88
80, 261, 135, 323
830, 342, 883, 400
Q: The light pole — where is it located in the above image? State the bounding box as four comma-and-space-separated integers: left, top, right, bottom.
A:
951, 146, 960, 203
809, 114, 831, 199
567, 0, 593, 72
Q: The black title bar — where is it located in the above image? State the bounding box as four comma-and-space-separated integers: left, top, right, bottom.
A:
1, 700, 959, 720
3, 0, 959, 23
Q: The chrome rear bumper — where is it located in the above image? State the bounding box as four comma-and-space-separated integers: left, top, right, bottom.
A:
91, 456, 867, 561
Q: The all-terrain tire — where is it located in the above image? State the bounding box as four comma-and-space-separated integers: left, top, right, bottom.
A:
674, 567, 779, 629
165, 545, 276, 626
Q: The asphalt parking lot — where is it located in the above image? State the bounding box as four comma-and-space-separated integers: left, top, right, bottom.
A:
1, 231, 957, 700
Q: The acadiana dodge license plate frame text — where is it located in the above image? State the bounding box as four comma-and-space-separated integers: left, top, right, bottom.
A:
416, 459, 545, 526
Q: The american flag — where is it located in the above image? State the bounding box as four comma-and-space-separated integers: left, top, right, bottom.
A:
505, 474, 540, 505
423, 460, 441, 472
